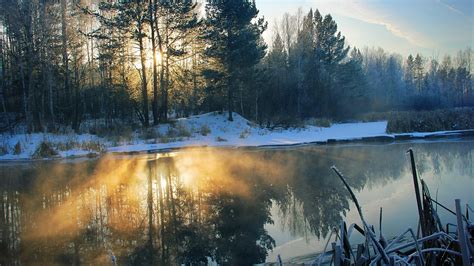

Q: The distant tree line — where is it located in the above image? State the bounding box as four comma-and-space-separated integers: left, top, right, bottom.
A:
262, 9, 473, 123
0, 1, 472, 132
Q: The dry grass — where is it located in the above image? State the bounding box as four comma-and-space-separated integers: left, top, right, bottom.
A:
33, 141, 58, 158
386, 108, 474, 133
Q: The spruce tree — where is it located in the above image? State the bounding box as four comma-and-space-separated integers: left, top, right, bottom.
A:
312, 9, 349, 116
413, 54, 424, 92
405, 54, 415, 94
314, 12, 349, 67
264, 33, 287, 119
203, 0, 267, 121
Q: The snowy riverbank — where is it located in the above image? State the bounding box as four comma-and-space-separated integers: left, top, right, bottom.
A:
0, 112, 472, 161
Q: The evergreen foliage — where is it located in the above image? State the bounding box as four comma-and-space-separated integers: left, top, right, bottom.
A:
203, 0, 267, 121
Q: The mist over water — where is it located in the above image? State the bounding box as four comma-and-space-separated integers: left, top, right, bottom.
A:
0, 140, 472, 264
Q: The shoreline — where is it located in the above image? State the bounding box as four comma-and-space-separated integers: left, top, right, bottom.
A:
1, 129, 473, 163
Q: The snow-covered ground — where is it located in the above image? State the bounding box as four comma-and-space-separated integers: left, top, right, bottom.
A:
0, 112, 470, 161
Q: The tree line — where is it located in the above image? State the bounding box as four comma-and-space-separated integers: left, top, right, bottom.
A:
262, 9, 473, 123
0, 1, 472, 133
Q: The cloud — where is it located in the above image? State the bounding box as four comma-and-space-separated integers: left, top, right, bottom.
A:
436, 0, 473, 22
315, 1, 436, 49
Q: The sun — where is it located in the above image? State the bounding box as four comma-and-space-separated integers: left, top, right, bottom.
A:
133, 50, 163, 69
146, 50, 162, 68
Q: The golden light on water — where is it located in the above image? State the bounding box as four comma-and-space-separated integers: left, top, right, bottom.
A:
3, 144, 472, 264
15, 148, 294, 255
155, 152, 177, 160
159, 174, 167, 189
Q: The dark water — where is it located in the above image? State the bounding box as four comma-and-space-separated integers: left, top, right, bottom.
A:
0, 140, 472, 265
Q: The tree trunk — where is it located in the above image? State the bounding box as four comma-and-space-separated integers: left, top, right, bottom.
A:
72, 59, 81, 131
164, 44, 169, 122
159, 17, 169, 122
18, 51, 28, 123
228, 73, 234, 121
61, 0, 70, 125
240, 86, 244, 116
255, 86, 258, 122
149, 0, 159, 125
24, 1, 41, 131
138, 25, 149, 127
0, 40, 6, 113
227, 28, 233, 121
40, 3, 54, 126
155, 6, 167, 123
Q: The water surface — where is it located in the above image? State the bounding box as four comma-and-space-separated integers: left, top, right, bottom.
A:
0, 140, 472, 265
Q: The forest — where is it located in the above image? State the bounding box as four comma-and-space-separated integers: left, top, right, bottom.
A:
0, 0, 472, 133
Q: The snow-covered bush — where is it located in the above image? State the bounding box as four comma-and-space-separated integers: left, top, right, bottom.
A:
140, 128, 160, 140
387, 108, 474, 133
33, 141, 58, 158
0, 142, 8, 155
167, 122, 191, 138
239, 128, 251, 139
13, 141, 22, 155
89, 123, 133, 143
81, 141, 106, 153
216, 136, 227, 142
308, 118, 332, 128
176, 123, 192, 137
199, 124, 211, 136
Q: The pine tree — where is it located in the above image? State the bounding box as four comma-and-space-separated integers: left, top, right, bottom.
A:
203, 0, 267, 121
385, 54, 404, 108
314, 12, 349, 67
413, 54, 424, 92
332, 47, 368, 117
312, 9, 349, 116
294, 9, 314, 116
405, 54, 415, 94
263, 33, 287, 119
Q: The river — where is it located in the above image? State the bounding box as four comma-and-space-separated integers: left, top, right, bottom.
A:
0, 140, 472, 265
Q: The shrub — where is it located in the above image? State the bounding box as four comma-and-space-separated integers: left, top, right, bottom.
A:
166, 127, 179, 138
160, 135, 170, 143
216, 136, 227, 142
33, 141, 58, 158
89, 123, 133, 143
140, 128, 160, 140
0, 143, 8, 155
357, 112, 394, 122
239, 128, 251, 139
264, 115, 305, 129
56, 140, 78, 151
199, 124, 211, 136
175, 122, 192, 138
386, 108, 474, 133
167, 122, 191, 139
0, 136, 10, 155
308, 118, 332, 128
13, 141, 22, 155
81, 141, 106, 153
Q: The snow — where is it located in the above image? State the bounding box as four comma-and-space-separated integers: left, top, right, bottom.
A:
106, 113, 389, 153
0, 132, 101, 160
0, 112, 470, 161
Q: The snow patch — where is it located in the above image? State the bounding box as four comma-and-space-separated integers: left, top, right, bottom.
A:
0, 112, 470, 161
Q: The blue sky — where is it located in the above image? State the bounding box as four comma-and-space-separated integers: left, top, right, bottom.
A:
256, 0, 473, 57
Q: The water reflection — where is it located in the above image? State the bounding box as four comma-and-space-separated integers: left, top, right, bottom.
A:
0, 141, 472, 264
